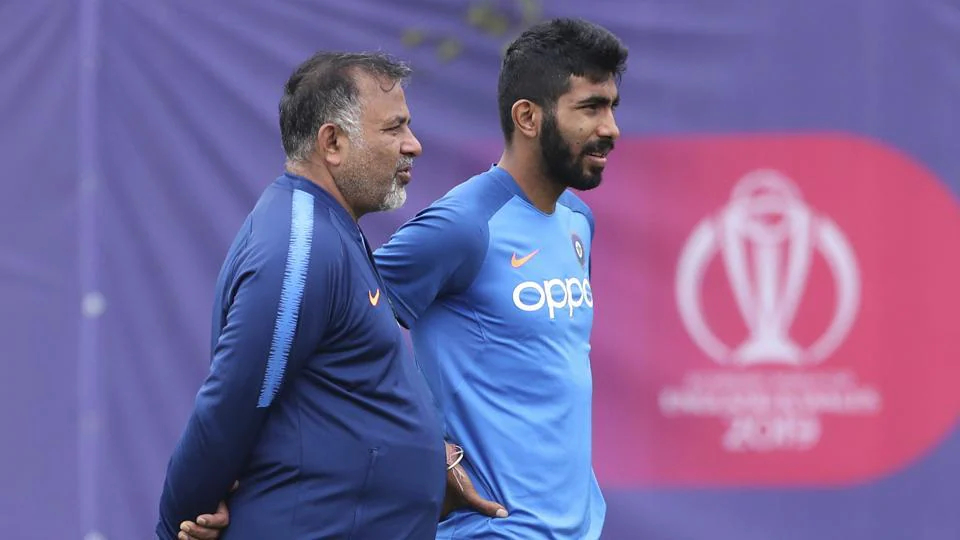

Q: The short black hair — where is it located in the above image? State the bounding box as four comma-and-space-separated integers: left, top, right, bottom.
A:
279, 51, 412, 162
497, 18, 628, 143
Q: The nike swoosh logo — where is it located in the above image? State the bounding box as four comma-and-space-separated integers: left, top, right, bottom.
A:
511, 249, 540, 268
369, 289, 380, 306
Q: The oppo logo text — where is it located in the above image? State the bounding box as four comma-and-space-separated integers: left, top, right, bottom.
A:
512, 278, 593, 319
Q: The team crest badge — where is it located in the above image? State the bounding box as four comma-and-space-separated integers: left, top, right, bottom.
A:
571, 233, 586, 268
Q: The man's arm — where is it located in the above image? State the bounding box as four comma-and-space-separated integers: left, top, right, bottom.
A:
157, 212, 332, 538
374, 201, 508, 520
373, 200, 486, 427
373, 201, 488, 325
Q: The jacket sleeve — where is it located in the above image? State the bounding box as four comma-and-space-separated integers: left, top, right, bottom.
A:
156, 193, 335, 538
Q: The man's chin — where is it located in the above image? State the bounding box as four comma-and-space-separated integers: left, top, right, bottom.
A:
379, 188, 407, 211
568, 173, 603, 192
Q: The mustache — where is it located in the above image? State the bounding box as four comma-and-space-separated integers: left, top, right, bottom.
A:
397, 156, 414, 171
582, 139, 615, 156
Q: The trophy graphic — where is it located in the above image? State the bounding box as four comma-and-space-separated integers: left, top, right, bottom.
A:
676, 169, 860, 367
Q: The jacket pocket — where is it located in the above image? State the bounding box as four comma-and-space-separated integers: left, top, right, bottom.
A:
347, 446, 380, 540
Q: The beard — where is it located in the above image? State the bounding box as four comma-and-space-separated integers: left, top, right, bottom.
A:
335, 138, 411, 214
540, 113, 613, 192
378, 172, 407, 211
377, 154, 412, 212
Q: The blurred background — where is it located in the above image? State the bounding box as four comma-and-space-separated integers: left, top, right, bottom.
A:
2, 0, 959, 538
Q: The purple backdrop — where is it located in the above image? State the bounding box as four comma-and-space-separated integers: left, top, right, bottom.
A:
1, 0, 958, 538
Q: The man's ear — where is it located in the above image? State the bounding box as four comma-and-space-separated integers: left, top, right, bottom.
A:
316, 123, 345, 167
511, 99, 541, 140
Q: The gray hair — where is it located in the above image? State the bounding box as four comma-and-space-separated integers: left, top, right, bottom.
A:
279, 51, 412, 163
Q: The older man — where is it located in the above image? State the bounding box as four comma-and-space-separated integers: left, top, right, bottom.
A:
156, 51, 447, 540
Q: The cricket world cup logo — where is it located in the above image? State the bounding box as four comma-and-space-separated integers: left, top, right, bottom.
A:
597, 135, 960, 481
676, 170, 861, 366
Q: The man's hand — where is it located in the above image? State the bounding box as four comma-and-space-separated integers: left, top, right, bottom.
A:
441, 443, 508, 520
176, 481, 237, 540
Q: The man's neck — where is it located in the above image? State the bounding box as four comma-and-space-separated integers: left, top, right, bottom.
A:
285, 160, 359, 221
496, 148, 565, 214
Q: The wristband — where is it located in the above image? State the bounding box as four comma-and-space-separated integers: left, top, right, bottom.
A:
446, 444, 464, 471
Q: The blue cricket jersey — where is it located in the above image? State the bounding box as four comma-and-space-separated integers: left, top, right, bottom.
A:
374, 165, 605, 539
157, 173, 446, 540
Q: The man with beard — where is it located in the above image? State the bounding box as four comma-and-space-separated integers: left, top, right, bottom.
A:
156, 51, 447, 540
372, 18, 628, 539
181, 17, 627, 540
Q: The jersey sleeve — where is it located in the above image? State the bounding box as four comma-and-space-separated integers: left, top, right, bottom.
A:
156, 197, 336, 538
373, 201, 488, 325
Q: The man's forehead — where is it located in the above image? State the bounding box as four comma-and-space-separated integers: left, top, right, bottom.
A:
355, 73, 409, 119
354, 71, 404, 100
561, 75, 619, 101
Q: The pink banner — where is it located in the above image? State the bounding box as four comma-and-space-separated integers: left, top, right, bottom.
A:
585, 134, 960, 487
